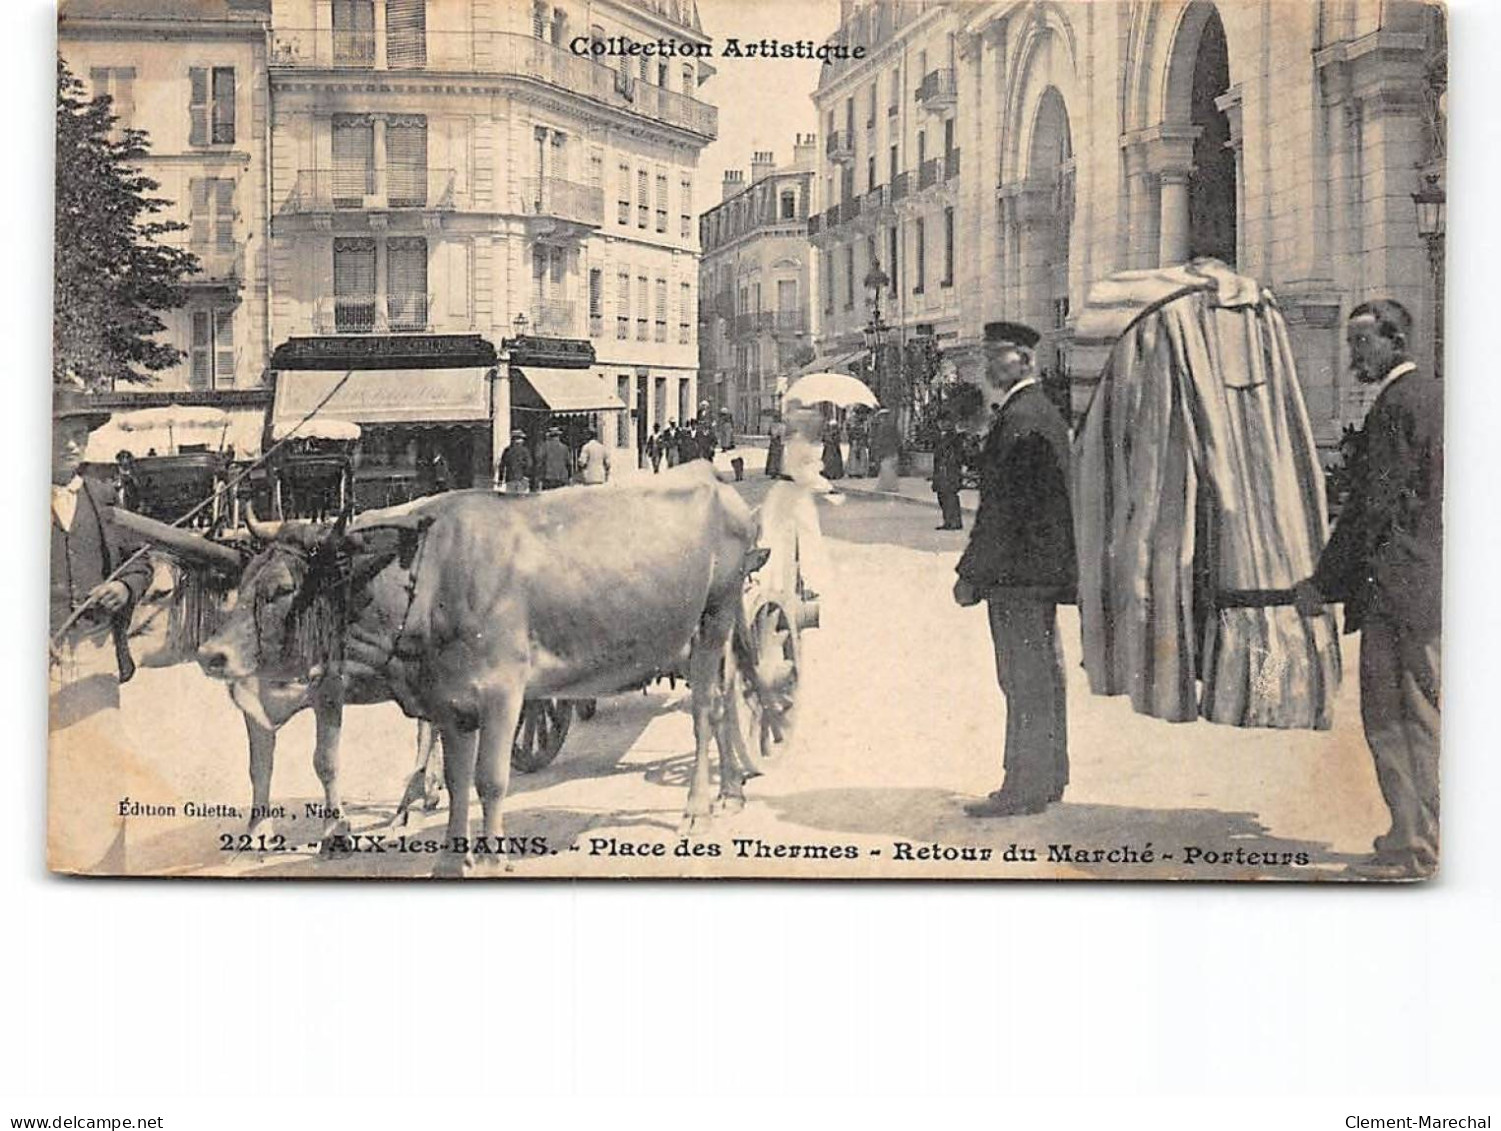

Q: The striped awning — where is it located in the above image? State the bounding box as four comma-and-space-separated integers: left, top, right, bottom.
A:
510, 367, 624, 413
272, 368, 491, 431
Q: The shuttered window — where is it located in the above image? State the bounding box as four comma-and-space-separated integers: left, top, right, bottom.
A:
189, 67, 234, 146
617, 163, 630, 225
679, 282, 691, 344
386, 0, 427, 70
333, 0, 376, 67
654, 277, 667, 342
588, 269, 603, 337
333, 238, 376, 332
655, 172, 668, 233
190, 308, 234, 389
636, 273, 648, 339
387, 238, 428, 331
637, 170, 649, 229
332, 116, 374, 204
680, 176, 692, 239
616, 271, 630, 339
189, 178, 236, 254
387, 115, 427, 207
90, 67, 135, 128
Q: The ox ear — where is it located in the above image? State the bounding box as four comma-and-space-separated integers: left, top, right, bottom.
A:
743, 546, 771, 577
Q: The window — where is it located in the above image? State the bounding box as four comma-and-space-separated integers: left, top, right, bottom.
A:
333, 237, 377, 332
89, 67, 135, 129
679, 281, 691, 344
637, 169, 649, 229
889, 66, 900, 115
867, 155, 876, 193
332, 0, 375, 67
867, 82, 877, 127
914, 218, 925, 294
822, 249, 833, 314
917, 130, 926, 168
682, 63, 694, 93
189, 177, 235, 256
618, 163, 631, 225
588, 268, 603, 337
941, 206, 954, 287
189, 66, 235, 146
332, 115, 375, 205
190, 308, 234, 389
616, 271, 630, 338
844, 245, 854, 310
944, 117, 955, 157
844, 96, 854, 140
655, 172, 668, 233
589, 149, 603, 191
780, 190, 796, 220
654, 277, 668, 342
387, 115, 428, 207
888, 224, 899, 294
387, 237, 428, 331
387, 0, 427, 69
531, 0, 548, 39
680, 177, 693, 239
889, 144, 898, 185
637, 273, 648, 338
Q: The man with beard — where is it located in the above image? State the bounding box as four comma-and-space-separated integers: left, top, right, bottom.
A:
951, 323, 1075, 818
1295, 300, 1443, 880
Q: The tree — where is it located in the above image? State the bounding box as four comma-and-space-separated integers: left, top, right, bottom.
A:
55, 59, 199, 389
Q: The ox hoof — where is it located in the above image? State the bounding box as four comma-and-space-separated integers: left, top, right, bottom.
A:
711, 795, 746, 817
431, 852, 474, 879
318, 820, 353, 857
471, 854, 513, 878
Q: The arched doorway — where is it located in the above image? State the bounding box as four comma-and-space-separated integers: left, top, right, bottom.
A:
1186, 6, 1234, 263
1026, 87, 1075, 407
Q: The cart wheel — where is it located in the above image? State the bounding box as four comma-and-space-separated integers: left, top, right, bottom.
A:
576, 698, 598, 721
735, 598, 801, 768
511, 699, 573, 773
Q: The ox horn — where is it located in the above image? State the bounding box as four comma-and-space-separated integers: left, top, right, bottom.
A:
106, 507, 244, 574
243, 502, 284, 544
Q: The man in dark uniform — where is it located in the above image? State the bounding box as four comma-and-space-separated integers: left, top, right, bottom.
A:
1295, 299, 1443, 880
497, 428, 533, 493
952, 322, 1076, 817
538, 426, 571, 490
49, 385, 155, 871
931, 414, 965, 530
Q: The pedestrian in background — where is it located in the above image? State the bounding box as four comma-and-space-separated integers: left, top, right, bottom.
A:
820, 416, 845, 480
539, 427, 570, 490
1295, 299, 1442, 880
664, 420, 680, 468
497, 428, 532, 493
646, 424, 663, 473
952, 322, 1075, 818
931, 413, 965, 530
577, 428, 612, 484
766, 415, 786, 479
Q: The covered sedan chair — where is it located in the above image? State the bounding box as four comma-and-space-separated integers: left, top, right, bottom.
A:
1071, 259, 1341, 729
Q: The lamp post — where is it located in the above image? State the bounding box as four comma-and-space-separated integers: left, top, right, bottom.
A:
512, 311, 531, 341
1411, 172, 1446, 376
863, 259, 900, 490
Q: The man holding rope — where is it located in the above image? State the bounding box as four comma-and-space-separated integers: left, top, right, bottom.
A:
49, 384, 155, 873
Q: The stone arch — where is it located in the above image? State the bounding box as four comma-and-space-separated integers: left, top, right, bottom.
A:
1022, 88, 1074, 397
1000, 5, 1082, 184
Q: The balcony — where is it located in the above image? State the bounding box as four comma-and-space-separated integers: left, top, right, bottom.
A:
270, 30, 717, 141
770, 311, 806, 336
317, 293, 433, 334
284, 167, 457, 213
945, 148, 962, 180
918, 157, 941, 191
890, 170, 909, 203
529, 299, 581, 338
807, 212, 822, 236
863, 184, 889, 214
824, 204, 841, 231
840, 196, 863, 226
915, 68, 957, 112
518, 177, 604, 229
826, 129, 855, 165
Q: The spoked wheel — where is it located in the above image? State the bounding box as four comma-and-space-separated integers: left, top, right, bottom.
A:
731, 598, 801, 774
510, 699, 574, 773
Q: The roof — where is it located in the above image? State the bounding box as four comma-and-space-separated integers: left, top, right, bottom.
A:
60, 0, 268, 20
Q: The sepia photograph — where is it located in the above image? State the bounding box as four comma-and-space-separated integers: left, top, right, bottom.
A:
46, 0, 1449, 883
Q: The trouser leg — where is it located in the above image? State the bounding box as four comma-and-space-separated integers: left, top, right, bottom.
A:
938, 491, 961, 528
1359, 615, 1441, 867
987, 597, 1069, 800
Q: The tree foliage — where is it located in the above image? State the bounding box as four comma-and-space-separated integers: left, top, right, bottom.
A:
55, 59, 199, 389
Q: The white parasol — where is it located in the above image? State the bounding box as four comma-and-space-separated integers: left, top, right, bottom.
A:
271, 415, 362, 442
784, 372, 880, 409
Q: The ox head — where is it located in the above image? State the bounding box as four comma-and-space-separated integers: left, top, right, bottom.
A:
195, 507, 422, 722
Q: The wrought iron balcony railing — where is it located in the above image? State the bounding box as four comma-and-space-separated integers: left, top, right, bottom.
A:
825, 129, 855, 164
915, 67, 957, 111
317, 293, 434, 334
529, 299, 581, 338
270, 30, 717, 140
518, 177, 604, 227
285, 166, 457, 212
891, 170, 910, 203
918, 157, 941, 191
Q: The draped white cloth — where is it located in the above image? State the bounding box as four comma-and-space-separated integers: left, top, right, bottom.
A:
1072, 261, 1342, 729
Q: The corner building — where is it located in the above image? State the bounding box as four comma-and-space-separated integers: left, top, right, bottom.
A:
813, 0, 1446, 447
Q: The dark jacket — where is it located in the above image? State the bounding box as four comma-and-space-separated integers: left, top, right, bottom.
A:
1313, 367, 1443, 634
931, 428, 965, 494
50, 477, 152, 683
499, 441, 532, 485
539, 438, 571, 486
956, 383, 1076, 595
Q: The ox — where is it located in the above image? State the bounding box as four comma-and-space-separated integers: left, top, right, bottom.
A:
189, 463, 774, 877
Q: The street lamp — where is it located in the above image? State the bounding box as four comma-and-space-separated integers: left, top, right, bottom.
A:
862, 259, 901, 490
1411, 172, 1446, 375
512, 311, 530, 340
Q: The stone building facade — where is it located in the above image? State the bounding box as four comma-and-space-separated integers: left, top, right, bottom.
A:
811, 0, 1446, 447
699, 139, 816, 431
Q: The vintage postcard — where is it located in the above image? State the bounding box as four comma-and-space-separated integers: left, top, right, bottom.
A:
48, 0, 1446, 881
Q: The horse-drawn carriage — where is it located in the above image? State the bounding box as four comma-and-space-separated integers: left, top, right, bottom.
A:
263, 415, 360, 521
97, 405, 239, 533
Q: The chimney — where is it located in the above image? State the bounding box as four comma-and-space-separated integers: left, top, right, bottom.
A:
721, 169, 745, 201
750, 151, 777, 183
793, 133, 817, 170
